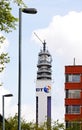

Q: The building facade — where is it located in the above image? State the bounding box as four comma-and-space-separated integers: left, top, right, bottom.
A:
36, 41, 52, 127
65, 65, 82, 129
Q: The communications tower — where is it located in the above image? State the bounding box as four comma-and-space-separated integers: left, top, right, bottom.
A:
36, 40, 52, 127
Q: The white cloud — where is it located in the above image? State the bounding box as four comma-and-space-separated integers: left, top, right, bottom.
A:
6, 104, 35, 122
21, 104, 35, 122
33, 11, 82, 64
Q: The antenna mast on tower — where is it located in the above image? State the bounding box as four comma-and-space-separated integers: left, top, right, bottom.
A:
34, 32, 46, 51
34, 32, 43, 43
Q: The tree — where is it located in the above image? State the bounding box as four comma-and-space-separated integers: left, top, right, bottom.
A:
52, 120, 65, 130
0, 0, 25, 74
0, 0, 25, 33
4, 114, 65, 130
1, 113, 81, 130
6, 113, 36, 130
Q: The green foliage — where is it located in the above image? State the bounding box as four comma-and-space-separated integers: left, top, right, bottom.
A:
0, 0, 25, 74
52, 120, 65, 130
7, 113, 18, 130
0, 122, 2, 130
0, 0, 25, 33
0, 36, 5, 43
0, 36, 7, 74
0, 36, 10, 74
6, 113, 36, 130
13, 0, 25, 6
4, 114, 66, 130
0, 0, 18, 33
66, 122, 81, 130
0, 53, 10, 72
0, 114, 81, 130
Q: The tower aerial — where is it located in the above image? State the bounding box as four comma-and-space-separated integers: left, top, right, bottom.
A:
36, 40, 52, 127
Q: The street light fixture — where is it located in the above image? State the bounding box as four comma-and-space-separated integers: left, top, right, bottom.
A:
18, 7, 37, 130
2, 94, 13, 130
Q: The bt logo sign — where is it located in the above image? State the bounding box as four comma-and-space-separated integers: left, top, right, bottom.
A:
36, 86, 51, 93
44, 86, 51, 93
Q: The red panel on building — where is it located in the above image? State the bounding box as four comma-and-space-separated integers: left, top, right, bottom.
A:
65, 65, 82, 128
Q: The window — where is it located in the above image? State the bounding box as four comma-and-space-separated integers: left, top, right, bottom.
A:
65, 74, 80, 83
66, 90, 81, 98
66, 105, 80, 114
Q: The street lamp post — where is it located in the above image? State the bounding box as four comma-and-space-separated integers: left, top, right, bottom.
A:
18, 8, 37, 130
2, 94, 13, 130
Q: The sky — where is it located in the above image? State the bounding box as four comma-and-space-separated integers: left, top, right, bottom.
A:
0, 0, 82, 123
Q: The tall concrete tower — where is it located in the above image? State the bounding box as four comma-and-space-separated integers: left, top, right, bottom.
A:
36, 41, 52, 126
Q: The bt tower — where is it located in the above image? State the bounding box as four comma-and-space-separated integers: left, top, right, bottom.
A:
36, 40, 52, 127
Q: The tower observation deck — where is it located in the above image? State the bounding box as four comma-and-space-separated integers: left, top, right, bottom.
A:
37, 41, 52, 80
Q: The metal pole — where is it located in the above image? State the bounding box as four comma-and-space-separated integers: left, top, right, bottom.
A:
18, 8, 22, 130
2, 96, 5, 130
18, 7, 37, 130
2, 94, 13, 130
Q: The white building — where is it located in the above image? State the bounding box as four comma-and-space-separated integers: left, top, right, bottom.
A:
36, 41, 52, 127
